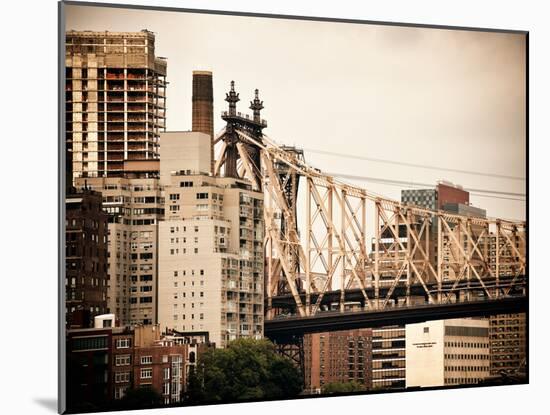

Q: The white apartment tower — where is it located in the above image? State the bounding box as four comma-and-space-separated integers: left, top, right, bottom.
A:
157, 132, 264, 347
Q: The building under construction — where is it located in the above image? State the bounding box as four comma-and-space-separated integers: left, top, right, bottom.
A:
65, 30, 167, 182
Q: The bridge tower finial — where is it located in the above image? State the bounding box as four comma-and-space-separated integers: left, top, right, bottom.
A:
250, 88, 264, 123
225, 80, 240, 116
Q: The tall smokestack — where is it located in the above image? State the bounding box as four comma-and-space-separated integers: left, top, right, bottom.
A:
192, 71, 214, 174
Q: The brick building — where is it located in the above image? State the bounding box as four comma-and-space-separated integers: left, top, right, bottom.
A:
67, 324, 207, 411
65, 188, 109, 328
304, 329, 373, 393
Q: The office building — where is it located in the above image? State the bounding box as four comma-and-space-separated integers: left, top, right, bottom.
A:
65, 188, 109, 328
401, 181, 469, 210
65, 30, 167, 182
406, 318, 490, 387
157, 131, 264, 347
371, 326, 407, 389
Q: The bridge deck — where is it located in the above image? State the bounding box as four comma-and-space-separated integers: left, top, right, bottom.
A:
264, 296, 527, 341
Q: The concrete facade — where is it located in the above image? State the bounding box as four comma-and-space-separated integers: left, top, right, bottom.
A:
406, 318, 490, 388
157, 132, 264, 348
75, 176, 163, 326
65, 30, 167, 182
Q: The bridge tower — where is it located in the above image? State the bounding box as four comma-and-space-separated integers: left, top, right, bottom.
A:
216, 81, 267, 190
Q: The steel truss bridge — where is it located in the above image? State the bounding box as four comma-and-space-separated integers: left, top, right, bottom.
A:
214, 82, 527, 368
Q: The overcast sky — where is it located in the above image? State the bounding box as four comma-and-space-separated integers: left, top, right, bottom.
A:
66, 4, 526, 221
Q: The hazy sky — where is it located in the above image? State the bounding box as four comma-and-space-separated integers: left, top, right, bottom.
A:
66, 4, 526, 221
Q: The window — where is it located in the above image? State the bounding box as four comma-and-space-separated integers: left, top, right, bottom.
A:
170, 205, 180, 211
116, 339, 131, 349
115, 386, 127, 399
115, 372, 130, 383
140, 368, 152, 379
424, 327, 429, 333
163, 367, 170, 380
163, 382, 170, 395
115, 355, 131, 366
141, 356, 153, 365
196, 192, 208, 199
169, 193, 180, 200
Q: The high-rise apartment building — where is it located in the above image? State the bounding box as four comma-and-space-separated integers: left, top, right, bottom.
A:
66, 188, 109, 328
304, 329, 373, 393
75, 174, 164, 326
489, 313, 526, 376
65, 30, 167, 182
157, 131, 264, 347
406, 318, 490, 387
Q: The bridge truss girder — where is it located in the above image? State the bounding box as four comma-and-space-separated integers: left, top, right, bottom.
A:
215, 128, 527, 318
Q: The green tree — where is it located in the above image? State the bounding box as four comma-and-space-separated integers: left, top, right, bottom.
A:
118, 386, 162, 410
186, 338, 303, 403
321, 381, 366, 394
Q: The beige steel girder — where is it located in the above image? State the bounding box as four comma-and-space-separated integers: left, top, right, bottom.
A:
211, 128, 527, 317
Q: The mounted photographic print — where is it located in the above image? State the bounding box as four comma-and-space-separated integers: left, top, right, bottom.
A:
59, 1, 528, 413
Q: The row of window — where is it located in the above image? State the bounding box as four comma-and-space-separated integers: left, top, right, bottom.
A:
445, 365, 489, 372
445, 341, 489, 348
445, 377, 484, 385
172, 301, 205, 308
170, 248, 199, 255
445, 354, 489, 360
174, 290, 204, 298
169, 226, 200, 233
173, 313, 204, 320
130, 285, 153, 293
173, 269, 205, 277
129, 296, 153, 304
170, 237, 202, 244
173, 282, 204, 290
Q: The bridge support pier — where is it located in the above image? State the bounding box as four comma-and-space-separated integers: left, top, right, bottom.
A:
272, 335, 305, 388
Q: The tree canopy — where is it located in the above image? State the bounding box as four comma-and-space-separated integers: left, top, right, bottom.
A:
321, 381, 366, 394
186, 338, 303, 403
117, 386, 162, 410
